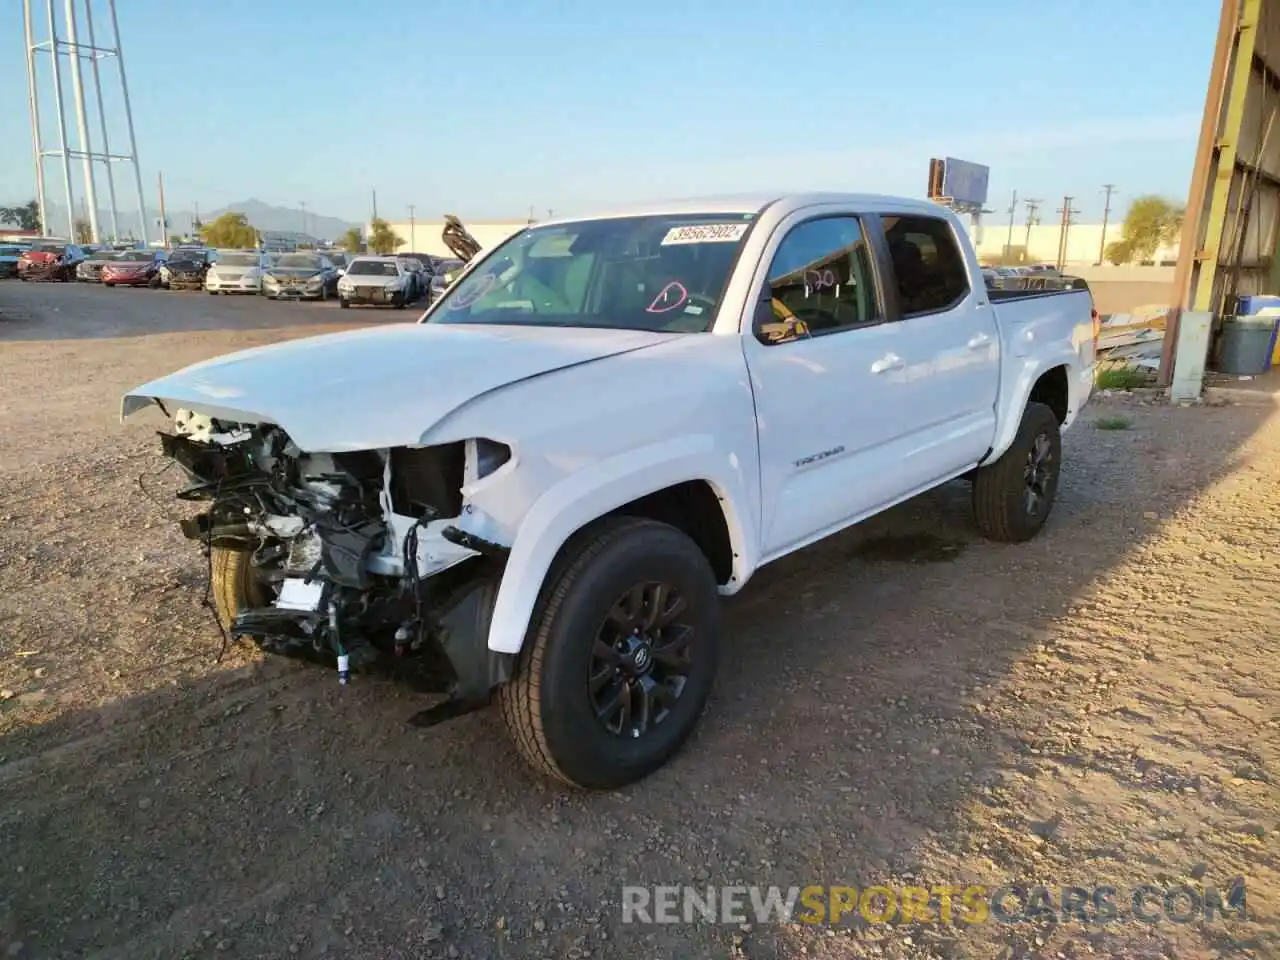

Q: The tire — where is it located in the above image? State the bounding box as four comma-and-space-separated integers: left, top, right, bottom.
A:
104, 282, 114, 288
207, 290, 217, 295
210, 547, 270, 630
339, 298, 350, 309
498, 517, 720, 790
972, 401, 1062, 543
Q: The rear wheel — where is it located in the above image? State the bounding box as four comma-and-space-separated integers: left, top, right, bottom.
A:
498, 517, 720, 789
972, 401, 1061, 542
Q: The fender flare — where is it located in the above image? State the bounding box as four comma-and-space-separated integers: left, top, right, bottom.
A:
988, 353, 1077, 463
484, 434, 757, 654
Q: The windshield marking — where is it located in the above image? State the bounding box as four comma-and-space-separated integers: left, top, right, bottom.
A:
448, 273, 498, 309
645, 281, 689, 314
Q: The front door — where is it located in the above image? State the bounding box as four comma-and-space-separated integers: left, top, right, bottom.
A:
744, 213, 914, 561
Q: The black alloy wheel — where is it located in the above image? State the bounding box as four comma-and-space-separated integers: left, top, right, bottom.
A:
588, 581, 695, 738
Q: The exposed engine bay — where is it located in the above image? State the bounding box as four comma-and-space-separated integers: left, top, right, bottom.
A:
160, 408, 516, 724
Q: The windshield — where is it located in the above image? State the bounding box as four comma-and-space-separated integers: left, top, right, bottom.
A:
32, 244, 66, 255
426, 214, 754, 332
217, 253, 260, 267
275, 254, 323, 269
347, 260, 399, 277
115, 251, 152, 262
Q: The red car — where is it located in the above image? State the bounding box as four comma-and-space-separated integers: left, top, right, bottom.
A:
101, 250, 167, 288
18, 242, 87, 281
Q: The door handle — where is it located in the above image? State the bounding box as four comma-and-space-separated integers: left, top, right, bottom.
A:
967, 333, 992, 350
871, 353, 904, 374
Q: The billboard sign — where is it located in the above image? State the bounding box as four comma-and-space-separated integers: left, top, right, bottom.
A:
942, 158, 990, 206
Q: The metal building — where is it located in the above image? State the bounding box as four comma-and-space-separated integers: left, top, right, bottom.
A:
1164, 0, 1280, 385
22, 0, 148, 244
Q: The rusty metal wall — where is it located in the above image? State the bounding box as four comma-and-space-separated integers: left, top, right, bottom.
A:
1164, 0, 1280, 383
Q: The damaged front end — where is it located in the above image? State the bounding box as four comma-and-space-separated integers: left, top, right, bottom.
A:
160, 409, 515, 725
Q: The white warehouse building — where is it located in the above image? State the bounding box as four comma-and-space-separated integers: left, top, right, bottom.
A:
369, 219, 532, 257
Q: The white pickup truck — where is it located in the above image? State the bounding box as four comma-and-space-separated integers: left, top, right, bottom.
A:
122, 192, 1097, 789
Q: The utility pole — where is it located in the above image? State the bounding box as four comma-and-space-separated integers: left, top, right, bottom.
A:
371, 188, 378, 223
157, 171, 167, 249
1023, 198, 1042, 256
408, 204, 416, 251
1098, 184, 1116, 264
1056, 195, 1081, 271
300, 200, 307, 240
1005, 189, 1018, 258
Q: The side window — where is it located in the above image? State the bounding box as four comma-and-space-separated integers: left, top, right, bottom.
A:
758, 216, 879, 344
878, 215, 970, 316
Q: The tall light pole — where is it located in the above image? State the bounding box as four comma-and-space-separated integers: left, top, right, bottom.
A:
408, 204, 416, 252
299, 200, 307, 240
63, 0, 100, 243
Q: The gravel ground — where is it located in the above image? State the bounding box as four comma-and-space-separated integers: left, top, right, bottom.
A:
0, 282, 1275, 960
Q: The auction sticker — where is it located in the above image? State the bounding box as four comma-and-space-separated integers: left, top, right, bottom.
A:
661, 223, 750, 245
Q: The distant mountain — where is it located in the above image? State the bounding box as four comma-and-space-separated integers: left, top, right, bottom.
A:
204, 199, 359, 239
5, 197, 359, 242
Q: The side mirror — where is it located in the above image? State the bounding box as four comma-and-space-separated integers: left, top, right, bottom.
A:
336, 268, 345, 276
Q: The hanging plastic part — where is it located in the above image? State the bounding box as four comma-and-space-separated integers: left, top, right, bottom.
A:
337, 653, 351, 685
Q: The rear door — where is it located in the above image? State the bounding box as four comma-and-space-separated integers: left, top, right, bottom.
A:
868, 212, 1000, 487
743, 211, 914, 560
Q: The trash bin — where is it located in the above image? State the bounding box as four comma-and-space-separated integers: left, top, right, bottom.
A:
1217, 315, 1279, 375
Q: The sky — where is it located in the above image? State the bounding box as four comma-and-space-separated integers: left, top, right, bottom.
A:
1, 0, 1219, 225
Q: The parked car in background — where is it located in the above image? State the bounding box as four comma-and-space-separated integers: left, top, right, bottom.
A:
263, 252, 340, 301
0, 244, 22, 279
426, 257, 466, 303
18, 242, 87, 281
163, 248, 213, 290
101, 249, 168, 287
326, 251, 352, 272
76, 248, 124, 283
206, 250, 268, 294
395, 256, 427, 301
336, 256, 413, 308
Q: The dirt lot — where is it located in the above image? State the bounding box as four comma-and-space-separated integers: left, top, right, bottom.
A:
0, 283, 1275, 960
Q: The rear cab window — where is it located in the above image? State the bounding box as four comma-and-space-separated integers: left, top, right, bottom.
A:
876, 215, 970, 317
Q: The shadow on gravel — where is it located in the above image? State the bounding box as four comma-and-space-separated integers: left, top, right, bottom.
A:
0, 282, 419, 342
0, 402, 1272, 960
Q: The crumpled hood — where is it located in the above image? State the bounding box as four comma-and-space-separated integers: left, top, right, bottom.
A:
122, 322, 677, 452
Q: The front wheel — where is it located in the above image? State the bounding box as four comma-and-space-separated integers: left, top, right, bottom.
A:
972, 401, 1062, 542
210, 546, 273, 631
498, 517, 721, 790
339, 298, 350, 309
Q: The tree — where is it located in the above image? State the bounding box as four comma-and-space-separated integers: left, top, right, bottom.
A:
200, 212, 259, 248
0, 200, 41, 231
368, 218, 404, 255
1104, 239, 1134, 265
74, 219, 93, 244
340, 227, 364, 252
1108, 195, 1185, 263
